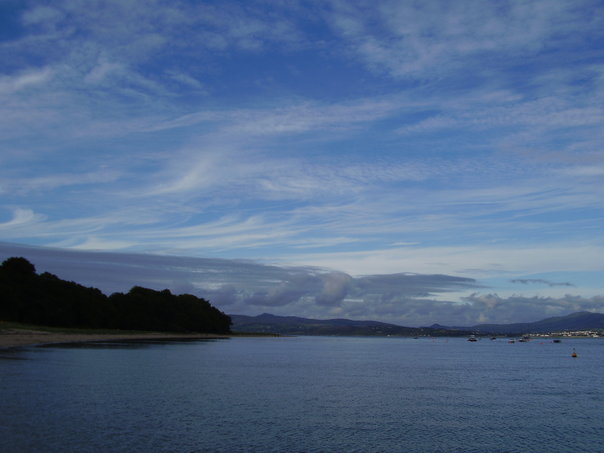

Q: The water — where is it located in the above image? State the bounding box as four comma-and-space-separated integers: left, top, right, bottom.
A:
1, 336, 603, 453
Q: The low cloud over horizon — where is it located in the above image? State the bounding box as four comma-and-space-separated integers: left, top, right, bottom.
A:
2, 243, 601, 327
511, 278, 575, 288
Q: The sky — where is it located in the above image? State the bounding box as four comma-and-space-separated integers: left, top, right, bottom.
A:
1, 0, 603, 327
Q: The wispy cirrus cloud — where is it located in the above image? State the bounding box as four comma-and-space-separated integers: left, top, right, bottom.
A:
1, 1, 603, 324
0, 68, 53, 94
0, 170, 121, 195
284, 244, 604, 281
327, 0, 599, 78
0, 208, 46, 230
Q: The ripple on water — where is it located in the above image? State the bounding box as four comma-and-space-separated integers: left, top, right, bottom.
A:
1, 336, 603, 453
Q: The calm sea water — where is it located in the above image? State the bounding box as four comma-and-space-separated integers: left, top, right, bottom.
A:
1, 336, 603, 453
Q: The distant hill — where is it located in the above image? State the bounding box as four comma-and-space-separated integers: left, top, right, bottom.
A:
429, 311, 604, 335
466, 311, 604, 334
231, 311, 604, 336
230, 313, 471, 336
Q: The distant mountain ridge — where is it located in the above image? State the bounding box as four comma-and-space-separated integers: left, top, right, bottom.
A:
464, 311, 604, 334
230, 311, 604, 336
230, 313, 471, 337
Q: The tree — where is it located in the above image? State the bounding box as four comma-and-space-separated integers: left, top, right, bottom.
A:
1, 257, 36, 276
0, 256, 231, 333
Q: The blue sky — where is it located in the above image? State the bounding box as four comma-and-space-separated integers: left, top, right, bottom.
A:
1, 0, 603, 326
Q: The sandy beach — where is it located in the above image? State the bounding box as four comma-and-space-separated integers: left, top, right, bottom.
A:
0, 328, 229, 349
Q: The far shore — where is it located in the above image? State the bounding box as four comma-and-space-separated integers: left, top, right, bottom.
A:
0, 326, 275, 349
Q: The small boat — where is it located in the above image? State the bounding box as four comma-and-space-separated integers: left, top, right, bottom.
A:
467, 335, 477, 342
553, 339, 561, 343
571, 348, 577, 358
508, 339, 515, 344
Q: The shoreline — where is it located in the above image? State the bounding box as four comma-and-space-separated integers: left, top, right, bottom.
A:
0, 328, 232, 350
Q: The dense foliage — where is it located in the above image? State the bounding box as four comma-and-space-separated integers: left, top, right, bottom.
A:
0, 257, 231, 333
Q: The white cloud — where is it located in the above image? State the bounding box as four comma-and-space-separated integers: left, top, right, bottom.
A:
224, 99, 400, 135
0, 68, 53, 95
328, 0, 590, 78
84, 57, 124, 84
166, 71, 206, 91
147, 97, 401, 138
68, 236, 138, 251
21, 5, 65, 26
559, 165, 604, 177
0, 170, 121, 195
284, 244, 604, 279
0, 208, 46, 230
149, 150, 233, 195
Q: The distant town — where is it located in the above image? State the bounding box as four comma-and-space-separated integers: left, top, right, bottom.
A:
530, 330, 603, 338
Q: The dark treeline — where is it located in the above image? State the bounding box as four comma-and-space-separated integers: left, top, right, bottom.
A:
0, 257, 231, 333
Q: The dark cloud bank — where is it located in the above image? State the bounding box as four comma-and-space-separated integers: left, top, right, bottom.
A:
1, 243, 602, 327
511, 278, 575, 287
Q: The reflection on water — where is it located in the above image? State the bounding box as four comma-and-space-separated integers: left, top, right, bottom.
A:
38, 337, 228, 349
0, 351, 29, 360
1, 336, 603, 453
